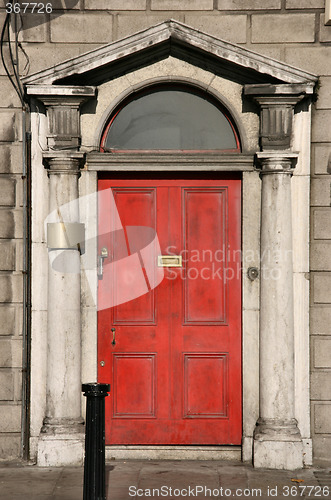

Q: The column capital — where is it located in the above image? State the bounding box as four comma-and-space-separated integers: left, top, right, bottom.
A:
43, 152, 85, 175
244, 84, 312, 151
256, 151, 298, 175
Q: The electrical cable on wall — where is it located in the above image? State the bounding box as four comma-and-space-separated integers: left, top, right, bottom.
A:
0, 0, 29, 108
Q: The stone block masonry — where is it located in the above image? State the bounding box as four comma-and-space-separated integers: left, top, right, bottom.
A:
85, 0, 147, 9
219, 0, 281, 9
151, 0, 213, 10
251, 14, 315, 43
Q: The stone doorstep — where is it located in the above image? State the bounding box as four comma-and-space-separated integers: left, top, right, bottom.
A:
105, 445, 242, 461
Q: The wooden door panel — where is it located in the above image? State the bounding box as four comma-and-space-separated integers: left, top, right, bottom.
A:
113, 353, 156, 418
98, 176, 242, 445
112, 188, 156, 324
183, 353, 228, 417
183, 188, 227, 324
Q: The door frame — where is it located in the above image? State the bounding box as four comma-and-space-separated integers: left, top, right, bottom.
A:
80, 156, 259, 460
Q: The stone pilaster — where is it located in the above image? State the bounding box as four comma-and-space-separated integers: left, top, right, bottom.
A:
33, 87, 95, 466
254, 152, 303, 470
244, 84, 309, 470
38, 152, 86, 467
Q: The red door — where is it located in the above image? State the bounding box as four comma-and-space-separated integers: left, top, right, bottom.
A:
98, 175, 242, 445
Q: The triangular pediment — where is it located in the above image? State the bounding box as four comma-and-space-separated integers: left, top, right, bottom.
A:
22, 20, 317, 87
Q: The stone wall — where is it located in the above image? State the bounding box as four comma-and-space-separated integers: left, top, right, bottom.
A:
0, 0, 330, 463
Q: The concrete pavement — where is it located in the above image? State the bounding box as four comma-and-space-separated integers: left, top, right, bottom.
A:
0, 460, 330, 499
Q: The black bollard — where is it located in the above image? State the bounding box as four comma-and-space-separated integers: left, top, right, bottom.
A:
82, 383, 110, 500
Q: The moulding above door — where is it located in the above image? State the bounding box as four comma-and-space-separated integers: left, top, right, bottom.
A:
86, 153, 255, 172
22, 20, 317, 88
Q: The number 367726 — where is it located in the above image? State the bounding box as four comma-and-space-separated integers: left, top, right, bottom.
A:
6, 3, 53, 14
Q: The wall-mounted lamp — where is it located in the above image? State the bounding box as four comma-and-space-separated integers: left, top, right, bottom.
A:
47, 222, 85, 254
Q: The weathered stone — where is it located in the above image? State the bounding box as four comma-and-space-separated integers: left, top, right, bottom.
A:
313, 144, 331, 175
0, 178, 15, 207
312, 436, 331, 463
252, 14, 315, 43
0, 435, 21, 460
219, 0, 281, 9
311, 243, 331, 271
310, 178, 331, 206
50, 13, 113, 43
0, 112, 17, 142
0, 147, 11, 174
51, 0, 80, 8
286, 0, 324, 8
16, 372, 22, 402
0, 339, 22, 368
85, 0, 146, 9
19, 44, 104, 75
19, 15, 47, 42
313, 209, 331, 239
285, 47, 331, 76
184, 15, 247, 43
0, 276, 12, 303
151, 0, 213, 10
313, 273, 331, 304
315, 77, 331, 110
320, 14, 331, 43
314, 338, 331, 368
0, 79, 21, 109
0, 405, 21, 433
312, 110, 331, 142
310, 306, 331, 334
0, 242, 15, 271
0, 275, 23, 303
0, 372, 14, 401
24, 19, 318, 86
253, 153, 302, 470
9, 146, 23, 174
311, 373, 331, 400
0, 306, 15, 335
117, 14, 183, 39
314, 404, 331, 433
0, 210, 21, 239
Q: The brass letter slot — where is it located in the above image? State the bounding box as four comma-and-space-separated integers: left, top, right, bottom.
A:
158, 255, 182, 267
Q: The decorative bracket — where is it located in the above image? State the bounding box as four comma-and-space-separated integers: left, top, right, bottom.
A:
26, 85, 96, 150
244, 83, 314, 151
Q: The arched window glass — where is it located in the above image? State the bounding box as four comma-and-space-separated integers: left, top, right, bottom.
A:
100, 85, 240, 152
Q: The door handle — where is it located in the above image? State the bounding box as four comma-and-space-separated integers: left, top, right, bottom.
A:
111, 327, 116, 346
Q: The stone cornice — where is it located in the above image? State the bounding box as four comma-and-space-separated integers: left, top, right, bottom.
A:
26, 85, 96, 100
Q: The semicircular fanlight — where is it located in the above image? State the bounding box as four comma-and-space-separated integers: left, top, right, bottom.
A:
100, 85, 241, 152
